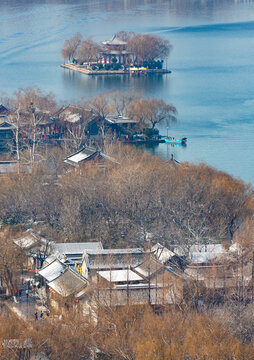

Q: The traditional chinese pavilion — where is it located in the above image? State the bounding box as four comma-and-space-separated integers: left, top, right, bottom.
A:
100, 35, 132, 65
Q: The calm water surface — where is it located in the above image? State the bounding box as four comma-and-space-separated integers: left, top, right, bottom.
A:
1, 0, 254, 183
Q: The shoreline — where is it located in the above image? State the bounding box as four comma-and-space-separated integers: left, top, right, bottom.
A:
61, 63, 171, 75
123, 139, 165, 144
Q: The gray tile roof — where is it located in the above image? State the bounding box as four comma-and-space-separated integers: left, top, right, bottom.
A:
63, 147, 97, 165
47, 268, 87, 297
134, 256, 164, 278
102, 35, 127, 46
98, 269, 144, 283
151, 243, 175, 264
0, 105, 10, 116
0, 121, 13, 130
39, 259, 66, 282
87, 248, 143, 255
87, 249, 145, 270
63, 147, 118, 166
51, 241, 103, 255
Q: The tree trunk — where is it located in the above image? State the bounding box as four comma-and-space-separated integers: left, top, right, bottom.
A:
14, 111, 20, 162
32, 114, 36, 164
5, 265, 15, 296
15, 128, 20, 162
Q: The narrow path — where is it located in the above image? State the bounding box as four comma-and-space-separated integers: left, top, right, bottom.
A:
5, 289, 36, 322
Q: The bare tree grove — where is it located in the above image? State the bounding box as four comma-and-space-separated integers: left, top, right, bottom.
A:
0, 144, 251, 249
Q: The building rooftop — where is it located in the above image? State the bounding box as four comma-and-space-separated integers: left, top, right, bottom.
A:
13, 230, 48, 250
39, 259, 66, 282
105, 115, 137, 125
86, 248, 145, 270
43, 254, 59, 266
98, 269, 144, 283
63, 147, 118, 167
47, 268, 87, 297
189, 244, 226, 264
0, 121, 13, 131
51, 241, 103, 255
102, 35, 127, 46
54, 105, 89, 123
189, 243, 240, 264
14, 231, 40, 250
0, 105, 10, 117
87, 248, 143, 255
151, 243, 176, 264
134, 256, 164, 278
63, 147, 98, 165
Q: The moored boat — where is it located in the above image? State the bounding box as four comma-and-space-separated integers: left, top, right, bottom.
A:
165, 137, 187, 144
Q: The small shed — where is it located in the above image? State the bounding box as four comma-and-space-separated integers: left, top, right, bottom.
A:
63, 146, 119, 170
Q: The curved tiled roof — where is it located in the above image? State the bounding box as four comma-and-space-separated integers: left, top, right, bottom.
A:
102, 35, 127, 46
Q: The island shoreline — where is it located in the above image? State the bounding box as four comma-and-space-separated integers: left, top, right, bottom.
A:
61, 63, 171, 75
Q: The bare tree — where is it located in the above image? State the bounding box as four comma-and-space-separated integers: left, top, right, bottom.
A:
6, 88, 57, 164
61, 33, 82, 63
108, 90, 137, 117
0, 228, 25, 296
6, 93, 23, 161
127, 33, 172, 65
115, 30, 135, 42
88, 93, 110, 120
87, 93, 111, 140
22, 88, 56, 163
126, 97, 177, 129
77, 38, 102, 64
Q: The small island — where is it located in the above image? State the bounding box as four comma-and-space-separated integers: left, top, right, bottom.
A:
60, 31, 172, 76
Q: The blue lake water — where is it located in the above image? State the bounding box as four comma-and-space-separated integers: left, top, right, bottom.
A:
1, 0, 254, 183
